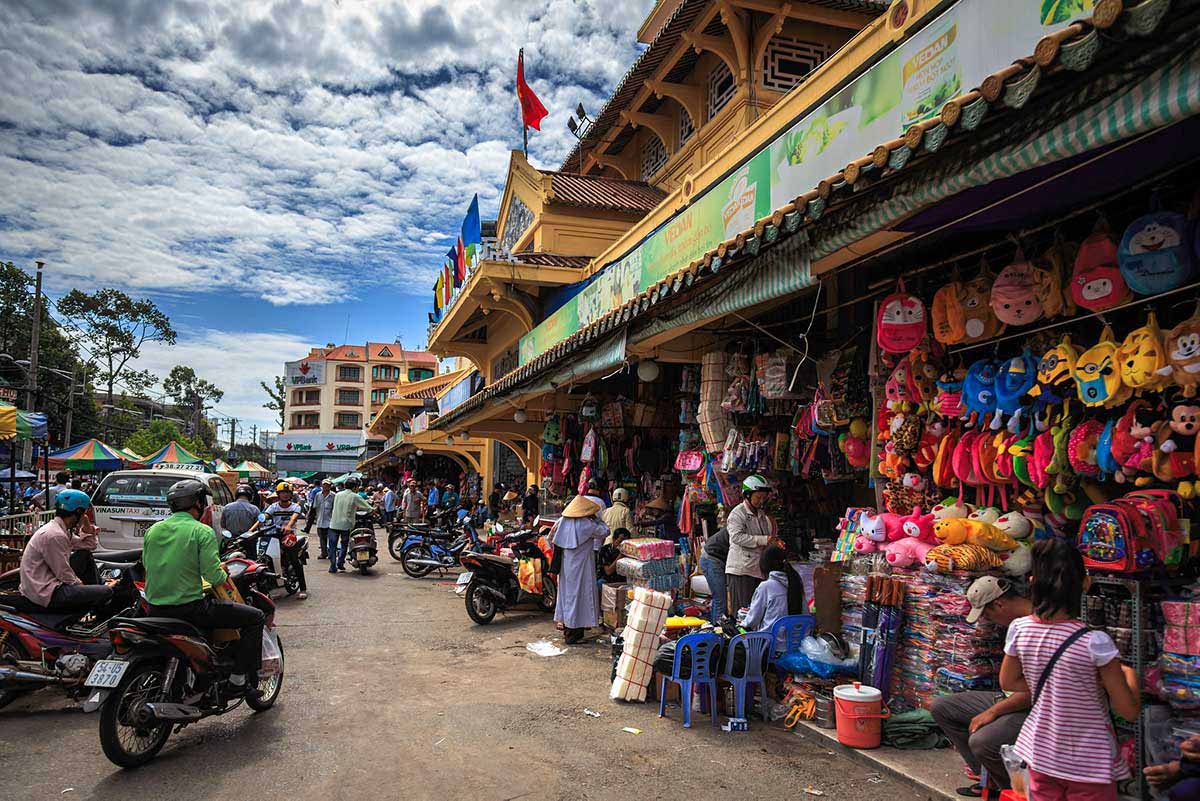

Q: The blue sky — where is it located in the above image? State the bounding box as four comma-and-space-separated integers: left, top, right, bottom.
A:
0, 0, 653, 435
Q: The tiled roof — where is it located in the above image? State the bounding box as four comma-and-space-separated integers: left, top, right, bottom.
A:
544, 172, 668, 215
510, 252, 592, 268
436, 2, 1162, 431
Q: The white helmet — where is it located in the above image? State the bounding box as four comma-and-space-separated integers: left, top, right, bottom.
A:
741, 475, 771, 494
612, 488, 630, 504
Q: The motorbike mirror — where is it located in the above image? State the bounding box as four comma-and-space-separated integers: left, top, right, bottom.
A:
257, 512, 268, 522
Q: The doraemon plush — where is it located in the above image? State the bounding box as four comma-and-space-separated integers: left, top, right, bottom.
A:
1119, 203, 1195, 295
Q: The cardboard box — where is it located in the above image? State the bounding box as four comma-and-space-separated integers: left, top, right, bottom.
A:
602, 605, 628, 631
601, 582, 628, 612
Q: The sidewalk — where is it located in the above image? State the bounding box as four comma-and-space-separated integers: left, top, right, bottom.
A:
793, 721, 963, 801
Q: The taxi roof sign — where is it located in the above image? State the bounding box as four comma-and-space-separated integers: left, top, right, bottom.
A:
152, 462, 206, 472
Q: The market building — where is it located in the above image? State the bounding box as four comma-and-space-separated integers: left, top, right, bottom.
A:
276, 342, 438, 478
422, 0, 1200, 795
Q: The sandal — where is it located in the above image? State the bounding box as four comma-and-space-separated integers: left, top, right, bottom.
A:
955, 784, 983, 798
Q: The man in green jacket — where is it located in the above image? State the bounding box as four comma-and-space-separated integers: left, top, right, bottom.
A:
143, 479, 265, 698
328, 477, 374, 573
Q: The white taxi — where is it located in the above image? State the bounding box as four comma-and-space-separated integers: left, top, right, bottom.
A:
91, 462, 232, 551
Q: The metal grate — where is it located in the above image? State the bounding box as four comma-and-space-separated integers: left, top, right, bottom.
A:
679, 107, 695, 148
707, 61, 735, 121
762, 35, 833, 93
640, 134, 667, 181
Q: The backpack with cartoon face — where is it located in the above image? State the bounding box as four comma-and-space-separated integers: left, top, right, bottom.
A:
931, 281, 967, 344
1164, 310, 1200, 397
877, 280, 927, 354
885, 361, 915, 411
962, 359, 999, 420
995, 350, 1037, 431
1034, 237, 1075, 319
1074, 326, 1125, 408
960, 269, 1004, 344
542, 414, 563, 445
1119, 197, 1196, 295
991, 255, 1043, 326
1117, 311, 1169, 391
1071, 223, 1131, 312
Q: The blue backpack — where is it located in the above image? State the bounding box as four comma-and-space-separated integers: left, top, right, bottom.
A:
1118, 196, 1195, 295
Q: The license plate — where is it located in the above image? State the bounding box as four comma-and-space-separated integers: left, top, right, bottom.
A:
84, 659, 129, 688
456, 572, 473, 585
135, 521, 154, 538
356, 553, 369, 563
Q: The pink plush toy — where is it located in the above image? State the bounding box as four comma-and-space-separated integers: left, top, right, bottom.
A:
853, 510, 888, 553
899, 506, 936, 542
879, 512, 909, 542
883, 537, 934, 568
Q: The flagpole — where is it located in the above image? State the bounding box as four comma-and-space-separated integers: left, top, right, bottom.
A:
519, 48, 528, 158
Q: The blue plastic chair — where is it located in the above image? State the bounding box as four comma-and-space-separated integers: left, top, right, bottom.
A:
720, 632, 773, 721
658, 632, 721, 728
768, 614, 815, 661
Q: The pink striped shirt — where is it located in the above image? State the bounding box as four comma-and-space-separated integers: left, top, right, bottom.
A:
1004, 616, 1127, 783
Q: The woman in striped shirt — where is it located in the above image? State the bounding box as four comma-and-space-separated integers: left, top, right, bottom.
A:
999, 539, 1140, 801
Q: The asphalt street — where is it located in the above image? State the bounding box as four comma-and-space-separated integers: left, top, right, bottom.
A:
2, 553, 930, 801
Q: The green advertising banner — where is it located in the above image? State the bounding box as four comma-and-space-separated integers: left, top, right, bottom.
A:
519, 0, 1095, 366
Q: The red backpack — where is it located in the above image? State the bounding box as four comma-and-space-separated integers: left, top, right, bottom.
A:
1071, 223, 1131, 312
1077, 491, 1185, 572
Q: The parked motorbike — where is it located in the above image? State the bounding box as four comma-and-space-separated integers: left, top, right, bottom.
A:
457, 526, 556, 625
399, 515, 485, 578
83, 569, 284, 768
347, 511, 378, 574
0, 549, 145, 710
386, 507, 457, 561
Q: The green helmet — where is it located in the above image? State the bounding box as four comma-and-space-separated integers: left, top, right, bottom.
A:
741, 475, 771, 494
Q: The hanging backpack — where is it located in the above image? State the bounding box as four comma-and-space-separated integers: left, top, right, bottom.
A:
1096, 418, 1120, 478
995, 350, 1037, 431
876, 278, 927, 354
1117, 312, 1169, 392
542, 414, 563, 445
991, 253, 1044, 326
580, 427, 598, 463
931, 281, 967, 344
1078, 492, 1185, 572
962, 359, 999, 420
1071, 221, 1131, 312
960, 265, 1005, 343
1034, 236, 1075, 318
1118, 194, 1196, 295
1073, 326, 1127, 408
1163, 308, 1200, 398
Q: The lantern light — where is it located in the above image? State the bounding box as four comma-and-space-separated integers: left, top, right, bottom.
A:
514, 408, 528, 424
636, 359, 660, 382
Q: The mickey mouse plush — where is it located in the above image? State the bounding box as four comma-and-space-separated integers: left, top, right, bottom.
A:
1157, 393, 1200, 498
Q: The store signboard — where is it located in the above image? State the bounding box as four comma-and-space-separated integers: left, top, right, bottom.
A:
438, 373, 474, 416
411, 412, 430, 434
274, 433, 362, 453
518, 0, 1095, 365
285, 359, 325, 387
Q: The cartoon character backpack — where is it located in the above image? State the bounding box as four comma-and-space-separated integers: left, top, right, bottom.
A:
1033, 236, 1075, 319
960, 265, 1004, 343
931, 281, 967, 344
994, 350, 1037, 432
877, 279, 927, 354
908, 348, 941, 410
933, 368, 966, 418
1029, 335, 1079, 427
1163, 308, 1200, 397
1118, 311, 1169, 392
1074, 326, 1126, 408
962, 359, 998, 421
1118, 195, 1196, 295
885, 360, 915, 411
1072, 221, 1132, 312
991, 254, 1044, 326
542, 414, 563, 445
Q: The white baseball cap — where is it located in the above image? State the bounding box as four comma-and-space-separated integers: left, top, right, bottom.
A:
965, 576, 1012, 624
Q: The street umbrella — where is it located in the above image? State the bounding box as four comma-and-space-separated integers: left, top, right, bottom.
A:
212, 458, 234, 473
330, 471, 363, 485
16, 411, 46, 441
0, 406, 16, 441
115, 446, 144, 467
141, 440, 204, 466
47, 438, 125, 472
0, 467, 37, 480
234, 460, 269, 478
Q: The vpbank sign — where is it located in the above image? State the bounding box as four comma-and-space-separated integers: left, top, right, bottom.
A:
286, 359, 326, 386
275, 433, 362, 453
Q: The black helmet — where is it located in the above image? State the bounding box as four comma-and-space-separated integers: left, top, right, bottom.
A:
235, 484, 255, 500
166, 479, 209, 513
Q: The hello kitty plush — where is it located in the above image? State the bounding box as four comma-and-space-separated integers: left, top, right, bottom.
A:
853, 511, 888, 553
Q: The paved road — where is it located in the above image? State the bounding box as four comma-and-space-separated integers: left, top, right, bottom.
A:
2, 554, 929, 801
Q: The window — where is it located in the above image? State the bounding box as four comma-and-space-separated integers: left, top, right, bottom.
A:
378, 346, 393, 358
336, 389, 361, 406
292, 388, 319, 406
337, 365, 362, 381
208, 478, 233, 505
408, 368, 434, 382
707, 61, 736, 122
95, 474, 179, 507
335, 412, 361, 428
370, 389, 390, 404
640, 134, 667, 181
761, 35, 833, 93
290, 412, 319, 429
678, 108, 695, 149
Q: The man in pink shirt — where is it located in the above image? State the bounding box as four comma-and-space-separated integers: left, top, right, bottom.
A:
19, 489, 112, 611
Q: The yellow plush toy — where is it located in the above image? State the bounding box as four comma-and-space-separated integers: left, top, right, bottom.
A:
933, 517, 1020, 551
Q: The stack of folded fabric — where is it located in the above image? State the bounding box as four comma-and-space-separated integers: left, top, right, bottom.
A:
611, 587, 672, 702
620, 538, 676, 560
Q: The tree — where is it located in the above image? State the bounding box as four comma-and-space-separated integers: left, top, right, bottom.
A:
57, 288, 176, 437
262, 376, 286, 429
164, 365, 224, 436
125, 418, 207, 461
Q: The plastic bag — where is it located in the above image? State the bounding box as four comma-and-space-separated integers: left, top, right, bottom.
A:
517, 557, 543, 594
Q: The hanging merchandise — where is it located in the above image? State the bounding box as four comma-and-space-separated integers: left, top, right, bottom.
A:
1118, 194, 1196, 295
1070, 219, 1132, 312
994, 350, 1037, 432
1117, 312, 1169, 392
1162, 308, 1200, 397
1073, 326, 1127, 408
876, 279, 926, 354
542, 414, 563, 445
990, 252, 1043, 326
1034, 237, 1074, 319
931, 280, 967, 344
580, 426, 598, 463
958, 265, 1004, 344
756, 352, 792, 399
1111, 398, 1161, 483
1029, 336, 1079, 427
961, 359, 998, 423
579, 393, 600, 421
1153, 395, 1199, 498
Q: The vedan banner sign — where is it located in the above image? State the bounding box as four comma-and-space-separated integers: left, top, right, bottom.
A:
285, 359, 326, 387
518, 0, 1094, 365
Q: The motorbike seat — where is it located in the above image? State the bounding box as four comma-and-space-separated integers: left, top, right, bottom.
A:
111, 616, 203, 638
474, 553, 514, 567
94, 548, 143, 562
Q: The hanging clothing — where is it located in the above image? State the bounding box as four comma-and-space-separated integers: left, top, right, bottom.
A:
550, 516, 608, 629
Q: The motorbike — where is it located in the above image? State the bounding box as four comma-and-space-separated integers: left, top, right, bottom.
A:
457, 526, 556, 625
82, 566, 284, 768
386, 507, 457, 561
246, 514, 308, 596
399, 515, 486, 578
347, 511, 378, 574
0, 548, 144, 709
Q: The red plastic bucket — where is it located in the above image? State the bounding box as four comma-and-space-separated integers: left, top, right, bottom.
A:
833, 682, 889, 749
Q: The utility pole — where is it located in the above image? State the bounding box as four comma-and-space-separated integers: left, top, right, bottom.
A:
228, 418, 238, 455
26, 261, 43, 470
62, 365, 77, 446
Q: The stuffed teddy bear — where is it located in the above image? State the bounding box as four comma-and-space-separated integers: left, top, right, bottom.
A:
933, 517, 1020, 552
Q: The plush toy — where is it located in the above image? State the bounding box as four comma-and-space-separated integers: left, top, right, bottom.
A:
1159, 310, 1200, 397
933, 517, 1019, 551
968, 506, 1002, 524
1118, 198, 1196, 295
1074, 326, 1127, 408
994, 510, 1033, 541
878, 511, 910, 542
853, 510, 888, 553
877, 281, 927, 354
908, 348, 941, 411
991, 256, 1044, 326
1118, 312, 1169, 392
901, 472, 927, 493
1155, 395, 1200, 498
962, 359, 999, 422
994, 350, 1038, 432
925, 543, 1005, 573
1000, 544, 1033, 577
883, 536, 934, 568
1029, 336, 1078, 429
1071, 223, 1131, 312
959, 271, 1004, 343
931, 498, 971, 520
1033, 240, 1073, 319
1112, 399, 1161, 484
885, 361, 916, 411
931, 281, 967, 345
933, 369, 966, 418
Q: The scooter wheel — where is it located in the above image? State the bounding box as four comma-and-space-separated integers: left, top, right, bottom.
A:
465, 582, 497, 625
401, 545, 435, 578
387, 535, 407, 562
537, 575, 557, 613
0, 637, 28, 710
